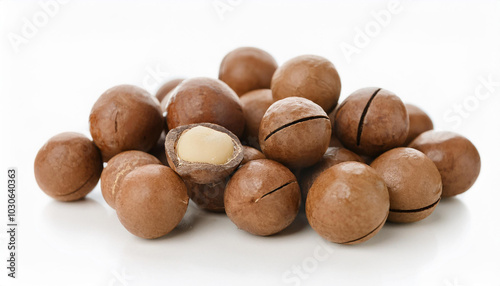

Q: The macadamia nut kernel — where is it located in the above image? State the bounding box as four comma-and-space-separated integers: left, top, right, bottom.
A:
177, 126, 234, 165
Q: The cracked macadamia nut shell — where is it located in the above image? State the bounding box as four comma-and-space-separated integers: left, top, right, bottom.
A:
115, 164, 188, 239
306, 162, 389, 244
271, 55, 341, 113
165, 123, 244, 185
404, 104, 434, 145
218, 47, 278, 96
100, 150, 161, 209
240, 89, 273, 149
224, 159, 301, 236
166, 77, 245, 138
185, 179, 229, 213
89, 84, 164, 161
334, 87, 409, 157
34, 132, 103, 201
371, 147, 442, 223
259, 97, 331, 169
409, 131, 481, 197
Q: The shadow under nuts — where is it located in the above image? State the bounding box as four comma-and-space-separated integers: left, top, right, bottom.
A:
34, 132, 103, 202
224, 159, 301, 236
334, 87, 409, 157
259, 97, 331, 169
371, 147, 442, 223
115, 164, 189, 239
306, 162, 389, 244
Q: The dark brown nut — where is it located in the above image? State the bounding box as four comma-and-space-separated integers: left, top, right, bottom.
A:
240, 89, 273, 149
100, 150, 161, 209
371, 147, 442, 223
300, 147, 363, 201
306, 162, 389, 244
185, 178, 229, 213
271, 55, 341, 113
404, 104, 434, 145
155, 78, 184, 102
89, 84, 164, 162
148, 131, 169, 166
115, 164, 188, 239
334, 87, 409, 157
166, 77, 245, 138
224, 159, 301, 236
259, 97, 331, 169
34, 132, 103, 201
241, 146, 266, 165
165, 123, 244, 184
218, 47, 278, 96
409, 131, 481, 197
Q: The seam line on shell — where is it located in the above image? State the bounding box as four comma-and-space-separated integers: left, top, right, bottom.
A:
390, 197, 441, 213
340, 212, 387, 244
255, 181, 296, 202
264, 116, 329, 141
57, 173, 94, 198
356, 88, 381, 146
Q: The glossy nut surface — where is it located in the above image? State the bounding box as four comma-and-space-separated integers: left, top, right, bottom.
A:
404, 104, 434, 145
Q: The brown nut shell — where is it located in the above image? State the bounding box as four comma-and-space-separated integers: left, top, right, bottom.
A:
185, 178, 229, 213
148, 131, 169, 166
259, 97, 331, 169
240, 89, 273, 149
224, 159, 301, 236
404, 104, 434, 145
165, 123, 244, 185
334, 87, 409, 157
241, 146, 266, 165
218, 47, 278, 96
34, 132, 103, 201
409, 131, 481, 197
89, 84, 164, 161
371, 147, 442, 223
100, 150, 161, 209
299, 147, 363, 201
271, 55, 341, 113
166, 77, 245, 138
116, 164, 188, 239
155, 78, 184, 102
306, 162, 389, 244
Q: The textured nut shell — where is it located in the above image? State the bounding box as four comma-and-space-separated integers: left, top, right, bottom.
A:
155, 78, 184, 102
165, 123, 244, 184
371, 147, 442, 223
116, 165, 188, 239
241, 146, 266, 165
185, 178, 229, 213
166, 77, 245, 138
101, 150, 161, 209
240, 89, 273, 149
404, 104, 434, 145
335, 87, 409, 156
259, 97, 331, 169
89, 84, 164, 161
34, 132, 103, 201
409, 131, 481, 197
271, 55, 341, 112
300, 147, 363, 201
218, 47, 278, 96
224, 159, 301, 236
306, 162, 389, 244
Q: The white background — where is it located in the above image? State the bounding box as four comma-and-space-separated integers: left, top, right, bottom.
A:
1, 1, 500, 285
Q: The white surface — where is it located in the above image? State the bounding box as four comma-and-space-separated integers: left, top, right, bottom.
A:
1, 1, 500, 285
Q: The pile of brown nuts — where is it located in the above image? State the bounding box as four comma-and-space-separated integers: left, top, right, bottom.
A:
34, 47, 481, 243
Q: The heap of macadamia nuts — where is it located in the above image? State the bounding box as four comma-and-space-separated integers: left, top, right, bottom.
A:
34, 46, 481, 243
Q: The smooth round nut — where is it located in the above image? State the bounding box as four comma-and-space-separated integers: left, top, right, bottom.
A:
271, 55, 341, 113
100, 150, 161, 209
166, 77, 245, 138
218, 47, 278, 96
155, 78, 184, 102
225, 159, 301, 236
34, 132, 103, 201
240, 89, 273, 149
334, 87, 409, 156
89, 84, 164, 161
306, 162, 389, 244
409, 131, 481, 197
371, 147, 442, 223
241, 146, 266, 165
115, 164, 189, 239
259, 97, 331, 169
165, 123, 244, 184
404, 104, 434, 145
